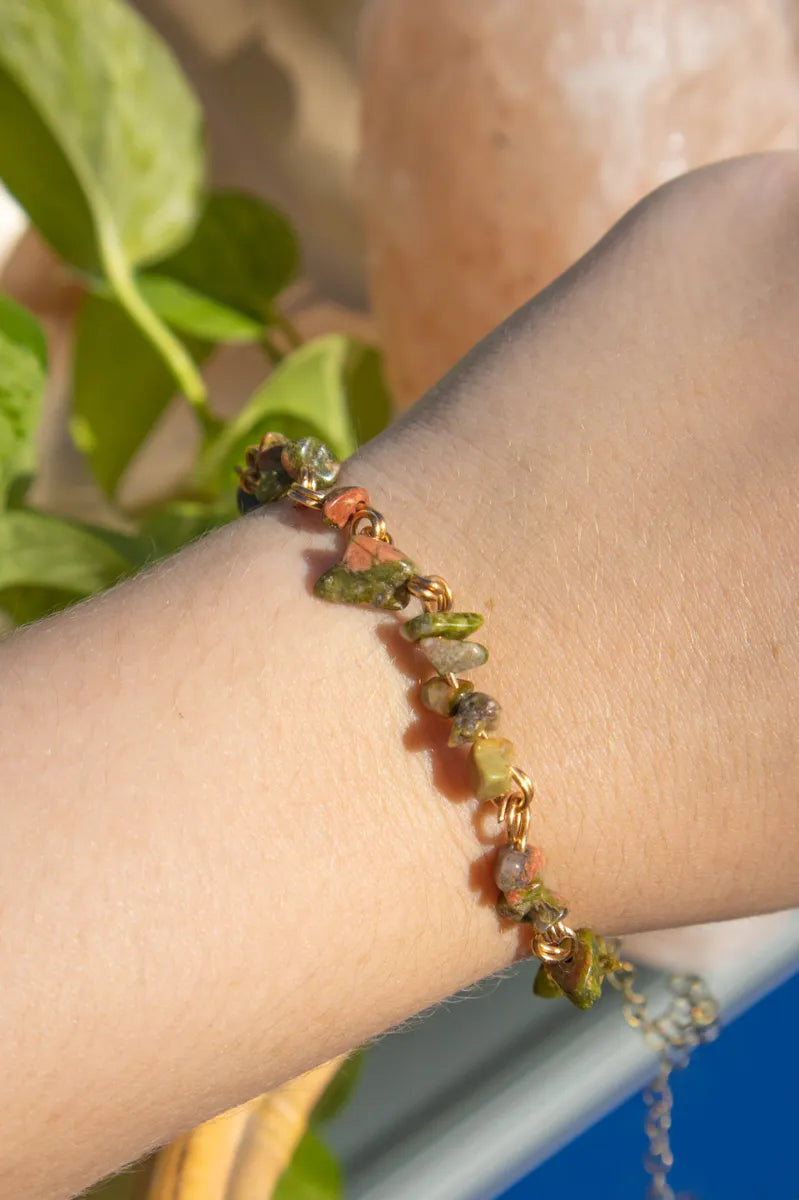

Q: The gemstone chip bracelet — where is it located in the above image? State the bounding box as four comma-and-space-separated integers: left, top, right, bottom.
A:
237, 431, 721, 1199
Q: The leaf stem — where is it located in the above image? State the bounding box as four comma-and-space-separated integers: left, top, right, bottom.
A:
100, 226, 220, 437
262, 335, 284, 367
267, 306, 303, 350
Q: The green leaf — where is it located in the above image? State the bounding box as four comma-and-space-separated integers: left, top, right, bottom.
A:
135, 275, 265, 344
143, 189, 299, 336
0, 0, 212, 426
134, 501, 232, 564
80, 1175, 136, 1200
70, 294, 208, 496
0, 510, 133, 596
0, 0, 203, 272
0, 584, 84, 627
273, 1132, 342, 1200
6, 473, 34, 509
340, 341, 392, 447
0, 293, 47, 502
78, 1159, 152, 1200
195, 335, 393, 495
311, 1050, 365, 1127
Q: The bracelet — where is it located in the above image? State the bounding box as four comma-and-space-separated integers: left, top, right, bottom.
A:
237, 430, 721, 1196
237, 430, 623, 1008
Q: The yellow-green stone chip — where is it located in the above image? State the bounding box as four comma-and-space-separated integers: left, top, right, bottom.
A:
469, 736, 514, 801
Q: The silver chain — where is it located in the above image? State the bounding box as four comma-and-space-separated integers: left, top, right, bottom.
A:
607, 964, 721, 1199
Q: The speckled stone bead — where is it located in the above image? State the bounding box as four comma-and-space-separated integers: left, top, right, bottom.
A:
419, 676, 473, 716
401, 611, 484, 642
533, 930, 621, 1011
322, 486, 370, 528
448, 690, 500, 745
496, 878, 541, 921
281, 436, 340, 486
240, 437, 293, 503
254, 461, 292, 502
237, 487, 261, 514
528, 893, 568, 933
468, 735, 514, 801
420, 637, 488, 675
493, 843, 544, 892
314, 533, 415, 609
532, 968, 564, 1000
497, 878, 562, 924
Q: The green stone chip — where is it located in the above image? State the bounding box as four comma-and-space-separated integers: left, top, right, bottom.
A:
401, 611, 484, 642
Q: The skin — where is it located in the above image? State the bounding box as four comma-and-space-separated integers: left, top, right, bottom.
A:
0, 152, 797, 1199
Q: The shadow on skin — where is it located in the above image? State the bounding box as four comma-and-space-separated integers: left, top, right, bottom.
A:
289, 510, 531, 955
374, 618, 474, 803
375, 618, 532, 957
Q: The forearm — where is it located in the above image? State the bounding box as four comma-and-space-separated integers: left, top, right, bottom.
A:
1, 154, 798, 1199
0, 451, 522, 1200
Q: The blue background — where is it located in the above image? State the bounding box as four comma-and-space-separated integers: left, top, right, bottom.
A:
499, 967, 799, 1200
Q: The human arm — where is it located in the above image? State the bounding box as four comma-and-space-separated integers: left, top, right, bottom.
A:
1, 153, 798, 1199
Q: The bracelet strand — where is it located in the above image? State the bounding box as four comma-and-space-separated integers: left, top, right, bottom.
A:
237, 431, 721, 1197
240, 430, 619, 1008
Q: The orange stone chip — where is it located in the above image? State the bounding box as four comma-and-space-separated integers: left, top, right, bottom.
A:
342, 532, 409, 571
322, 486, 370, 529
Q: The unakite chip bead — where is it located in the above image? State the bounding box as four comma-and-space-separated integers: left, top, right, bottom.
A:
533, 967, 564, 1000
419, 676, 474, 716
496, 879, 564, 924
247, 440, 292, 503
468, 736, 514, 801
280, 436, 340, 486
314, 558, 415, 609
421, 638, 488, 675
401, 611, 484, 642
314, 534, 416, 610
448, 691, 501, 745
534, 929, 621, 1011
494, 844, 542, 892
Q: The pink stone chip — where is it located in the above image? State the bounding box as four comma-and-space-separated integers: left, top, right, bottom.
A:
343, 533, 410, 572
495, 843, 545, 892
322, 486, 370, 529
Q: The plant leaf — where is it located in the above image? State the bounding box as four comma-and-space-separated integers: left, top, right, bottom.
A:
273, 1132, 342, 1200
311, 1050, 365, 1127
0, 584, 84, 627
0, 0, 203, 272
149, 189, 299, 326
77, 1159, 152, 1200
74, 1174, 133, 1200
195, 335, 392, 495
133, 501, 232, 564
6, 472, 34, 510
135, 275, 266, 344
70, 294, 208, 496
0, 293, 47, 502
340, 341, 392, 446
0, 510, 133, 596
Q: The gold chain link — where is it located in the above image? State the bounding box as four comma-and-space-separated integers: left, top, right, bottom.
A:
531, 920, 575, 963
494, 766, 535, 851
406, 574, 453, 612
350, 507, 393, 543
607, 963, 720, 1198
288, 482, 324, 509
